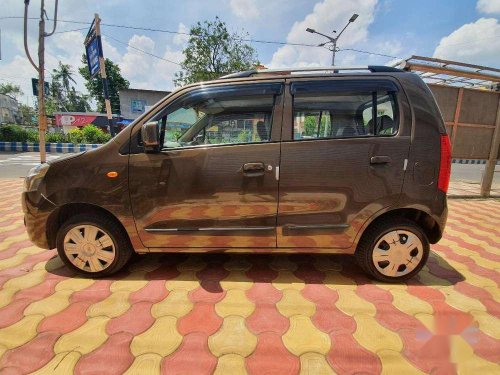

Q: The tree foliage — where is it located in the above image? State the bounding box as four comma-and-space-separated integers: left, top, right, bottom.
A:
48, 61, 91, 114
174, 17, 258, 86
79, 56, 129, 114
0, 83, 23, 100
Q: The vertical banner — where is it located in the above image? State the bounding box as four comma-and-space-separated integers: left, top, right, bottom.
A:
84, 14, 115, 136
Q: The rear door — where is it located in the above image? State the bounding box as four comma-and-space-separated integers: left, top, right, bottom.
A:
277, 77, 411, 248
128, 81, 284, 249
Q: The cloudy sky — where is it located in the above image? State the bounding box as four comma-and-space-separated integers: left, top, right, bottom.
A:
1, 0, 499, 104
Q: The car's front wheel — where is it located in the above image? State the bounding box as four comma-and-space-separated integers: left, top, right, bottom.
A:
56, 213, 133, 277
356, 218, 429, 282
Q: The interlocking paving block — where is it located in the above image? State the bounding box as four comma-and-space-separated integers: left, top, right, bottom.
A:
0, 178, 499, 374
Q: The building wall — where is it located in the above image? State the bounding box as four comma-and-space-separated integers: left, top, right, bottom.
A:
0, 94, 21, 124
119, 89, 170, 120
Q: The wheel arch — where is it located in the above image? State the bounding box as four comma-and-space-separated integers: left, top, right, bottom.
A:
356, 207, 442, 252
46, 202, 130, 249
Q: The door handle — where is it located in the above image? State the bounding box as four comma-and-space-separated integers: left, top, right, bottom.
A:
370, 156, 391, 164
242, 162, 265, 177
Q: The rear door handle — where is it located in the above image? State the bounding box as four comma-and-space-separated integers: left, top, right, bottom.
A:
370, 156, 391, 164
242, 162, 265, 177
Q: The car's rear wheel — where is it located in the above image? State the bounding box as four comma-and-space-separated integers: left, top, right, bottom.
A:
356, 218, 429, 282
56, 213, 133, 277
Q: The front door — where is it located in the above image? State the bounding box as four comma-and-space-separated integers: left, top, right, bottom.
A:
129, 82, 283, 249
277, 78, 411, 249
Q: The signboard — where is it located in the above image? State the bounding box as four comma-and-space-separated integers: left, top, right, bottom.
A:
85, 36, 101, 78
131, 99, 147, 113
55, 114, 99, 127
31, 78, 50, 97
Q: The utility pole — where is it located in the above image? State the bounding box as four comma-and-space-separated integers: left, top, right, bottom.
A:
306, 14, 358, 66
23, 0, 58, 164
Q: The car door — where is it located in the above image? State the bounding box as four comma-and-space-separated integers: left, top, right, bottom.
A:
277, 77, 411, 249
128, 81, 283, 249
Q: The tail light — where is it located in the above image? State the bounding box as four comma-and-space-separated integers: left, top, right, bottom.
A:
438, 134, 451, 193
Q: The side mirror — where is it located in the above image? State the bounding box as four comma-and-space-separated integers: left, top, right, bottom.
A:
141, 122, 160, 152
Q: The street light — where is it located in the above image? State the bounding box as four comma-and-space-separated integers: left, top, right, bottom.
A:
306, 13, 359, 66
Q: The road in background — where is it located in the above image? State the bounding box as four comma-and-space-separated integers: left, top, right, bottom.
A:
0, 152, 499, 187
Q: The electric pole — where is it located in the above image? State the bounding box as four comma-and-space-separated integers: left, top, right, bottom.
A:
23, 0, 58, 164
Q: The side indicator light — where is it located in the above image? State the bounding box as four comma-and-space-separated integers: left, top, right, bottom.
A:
107, 171, 119, 178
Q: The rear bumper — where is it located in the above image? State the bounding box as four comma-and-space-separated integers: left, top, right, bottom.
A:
22, 191, 56, 249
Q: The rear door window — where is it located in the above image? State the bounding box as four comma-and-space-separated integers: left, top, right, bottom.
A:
292, 80, 399, 140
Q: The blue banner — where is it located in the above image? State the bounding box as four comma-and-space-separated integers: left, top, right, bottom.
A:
85, 36, 100, 78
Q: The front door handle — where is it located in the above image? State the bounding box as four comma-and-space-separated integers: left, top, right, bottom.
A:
370, 156, 391, 164
242, 162, 265, 177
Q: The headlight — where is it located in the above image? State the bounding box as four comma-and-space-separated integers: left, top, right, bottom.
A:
24, 163, 50, 192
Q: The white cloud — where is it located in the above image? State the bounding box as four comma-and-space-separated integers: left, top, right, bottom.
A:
477, 0, 500, 14
268, 0, 377, 68
173, 23, 190, 46
230, 0, 260, 19
433, 18, 500, 67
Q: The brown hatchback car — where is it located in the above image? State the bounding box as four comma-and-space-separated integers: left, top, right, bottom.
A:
22, 66, 450, 282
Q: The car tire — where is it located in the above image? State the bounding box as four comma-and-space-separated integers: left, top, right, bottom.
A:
56, 213, 133, 277
355, 218, 430, 282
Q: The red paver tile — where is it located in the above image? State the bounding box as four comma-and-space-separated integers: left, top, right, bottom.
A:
161, 332, 217, 375
178, 303, 223, 336
327, 332, 382, 375
0, 331, 60, 374
38, 301, 92, 334
75, 332, 134, 375
246, 332, 299, 375
106, 301, 155, 336
129, 280, 169, 304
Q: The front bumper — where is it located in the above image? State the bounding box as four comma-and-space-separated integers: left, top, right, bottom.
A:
22, 191, 56, 249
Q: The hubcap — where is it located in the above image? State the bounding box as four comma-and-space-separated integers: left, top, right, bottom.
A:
63, 224, 116, 273
372, 230, 423, 277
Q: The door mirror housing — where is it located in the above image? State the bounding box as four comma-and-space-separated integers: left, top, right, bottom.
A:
141, 122, 160, 152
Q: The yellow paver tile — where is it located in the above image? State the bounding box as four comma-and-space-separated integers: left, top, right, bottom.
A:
378, 349, 425, 375
151, 289, 193, 318
283, 316, 331, 356
214, 354, 248, 375
299, 352, 336, 375
54, 316, 109, 354
0, 314, 44, 350
86, 290, 131, 318
55, 277, 95, 292
353, 313, 403, 354
124, 353, 163, 375
470, 310, 500, 339
390, 289, 434, 316
276, 289, 316, 317
130, 316, 182, 357
24, 289, 73, 317
215, 289, 255, 318
335, 289, 376, 317
209, 315, 257, 357
451, 335, 499, 373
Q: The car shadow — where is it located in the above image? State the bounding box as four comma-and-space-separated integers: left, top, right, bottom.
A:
45, 249, 464, 288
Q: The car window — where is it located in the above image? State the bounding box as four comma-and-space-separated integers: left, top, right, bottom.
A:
150, 87, 278, 149
293, 90, 398, 140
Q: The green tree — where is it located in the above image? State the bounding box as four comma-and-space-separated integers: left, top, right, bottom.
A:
79, 56, 129, 114
0, 83, 23, 100
174, 17, 258, 86
49, 61, 90, 113
19, 104, 37, 126
52, 62, 76, 96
